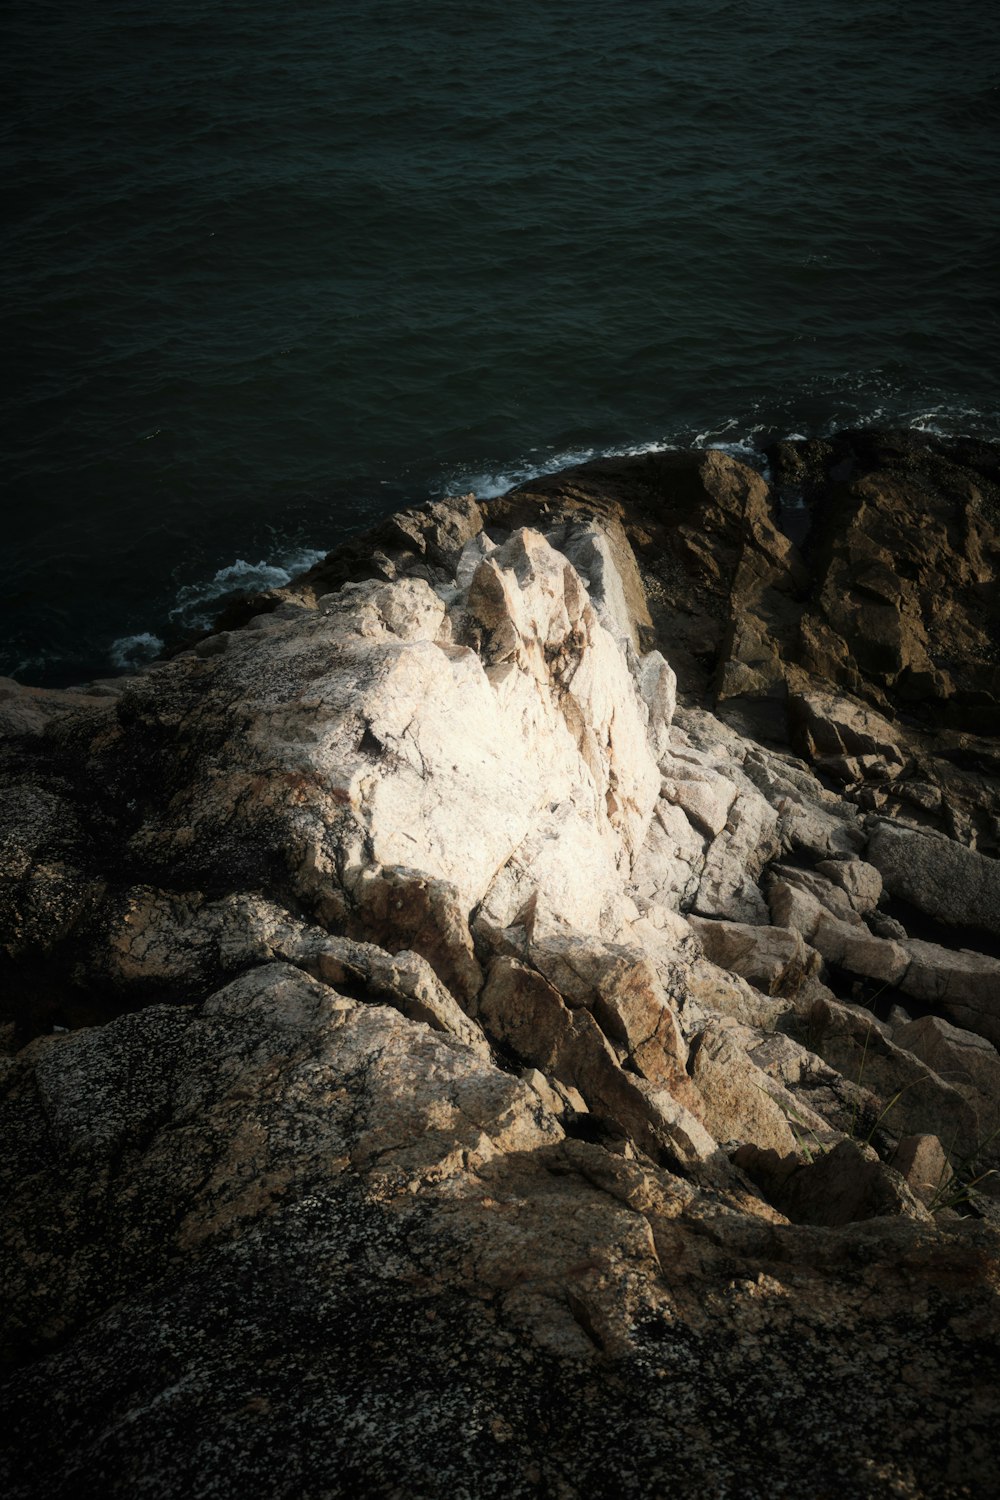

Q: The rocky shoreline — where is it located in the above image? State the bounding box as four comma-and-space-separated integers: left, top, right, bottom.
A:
3, 428, 1000, 1497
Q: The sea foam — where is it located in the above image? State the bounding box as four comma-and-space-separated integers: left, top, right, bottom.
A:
168, 548, 327, 631
110, 633, 165, 670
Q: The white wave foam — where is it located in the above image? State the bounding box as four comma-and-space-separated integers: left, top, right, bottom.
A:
441, 438, 680, 502
457, 449, 597, 500
442, 414, 879, 504
168, 547, 326, 630
101, 398, 995, 684
110, 632, 164, 670
436, 393, 996, 509
909, 405, 987, 436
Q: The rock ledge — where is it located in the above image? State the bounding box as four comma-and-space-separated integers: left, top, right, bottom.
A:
2, 432, 1000, 1498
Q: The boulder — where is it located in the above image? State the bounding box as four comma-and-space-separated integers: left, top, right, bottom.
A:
284, 492, 487, 604
554, 519, 655, 654
631, 795, 706, 912
693, 785, 780, 924
897, 938, 1000, 1048
523, 935, 690, 1089
767, 867, 912, 988
658, 759, 737, 838
348, 865, 483, 1004
477, 955, 713, 1170
687, 916, 820, 996
740, 1027, 866, 1146
893, 1135, 953, 1208
767, 864, 866, 930
291, 932, 489, 1058
520, 1068, 587, 1118
866, 821, 1000, 938
893, 1013, 1000, 1149
789, 691, 907, 784
815, 858, 883, 913
741, 746, 865, 859
807, 996, 982, 1156
734, 1138, 930, 1227
689, 1022, 798, 1154
812, 913, 911, 987
2, 521, 675, 1046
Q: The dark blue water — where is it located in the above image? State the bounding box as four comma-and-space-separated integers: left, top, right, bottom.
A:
4, 0, 999, 684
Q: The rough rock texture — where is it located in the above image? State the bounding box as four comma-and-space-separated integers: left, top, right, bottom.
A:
3, 432, 1000, 1498
867, 821, 1000, 935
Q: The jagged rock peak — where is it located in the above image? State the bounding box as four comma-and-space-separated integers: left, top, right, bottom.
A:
2, 432, 1000, 1498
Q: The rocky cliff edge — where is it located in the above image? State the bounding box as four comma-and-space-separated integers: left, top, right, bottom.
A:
2, 431, 1000, 1498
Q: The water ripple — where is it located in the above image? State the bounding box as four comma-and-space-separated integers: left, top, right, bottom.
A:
2, 0, 998, 681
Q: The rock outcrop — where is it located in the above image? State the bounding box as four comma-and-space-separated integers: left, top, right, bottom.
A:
3, 431, 1000, 1498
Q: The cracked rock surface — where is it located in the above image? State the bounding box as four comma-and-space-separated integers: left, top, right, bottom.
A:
2, 432, 1000, 1498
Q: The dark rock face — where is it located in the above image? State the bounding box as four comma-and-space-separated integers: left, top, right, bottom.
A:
771, 430, 1000, 715
4, 966, 999, 1500
504, 431, 1000, 852
3, 432, 1000, 1498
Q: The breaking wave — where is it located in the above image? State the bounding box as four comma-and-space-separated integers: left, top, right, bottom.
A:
168, 548, 327, 632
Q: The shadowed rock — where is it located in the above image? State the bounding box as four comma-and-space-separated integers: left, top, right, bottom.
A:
3, 439, 1000, 1497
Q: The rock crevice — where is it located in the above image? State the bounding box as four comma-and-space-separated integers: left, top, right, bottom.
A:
2, 432, 1000, 1497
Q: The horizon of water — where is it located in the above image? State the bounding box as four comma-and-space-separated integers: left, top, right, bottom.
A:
3, 0, 999, 685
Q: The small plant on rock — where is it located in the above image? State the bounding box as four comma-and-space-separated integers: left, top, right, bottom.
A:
926, 1127, 1000, 1216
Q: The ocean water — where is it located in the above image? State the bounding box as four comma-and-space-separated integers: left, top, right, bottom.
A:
3, 0, 998, 685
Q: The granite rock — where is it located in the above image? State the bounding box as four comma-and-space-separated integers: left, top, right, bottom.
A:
3, 440, 1000, 1497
